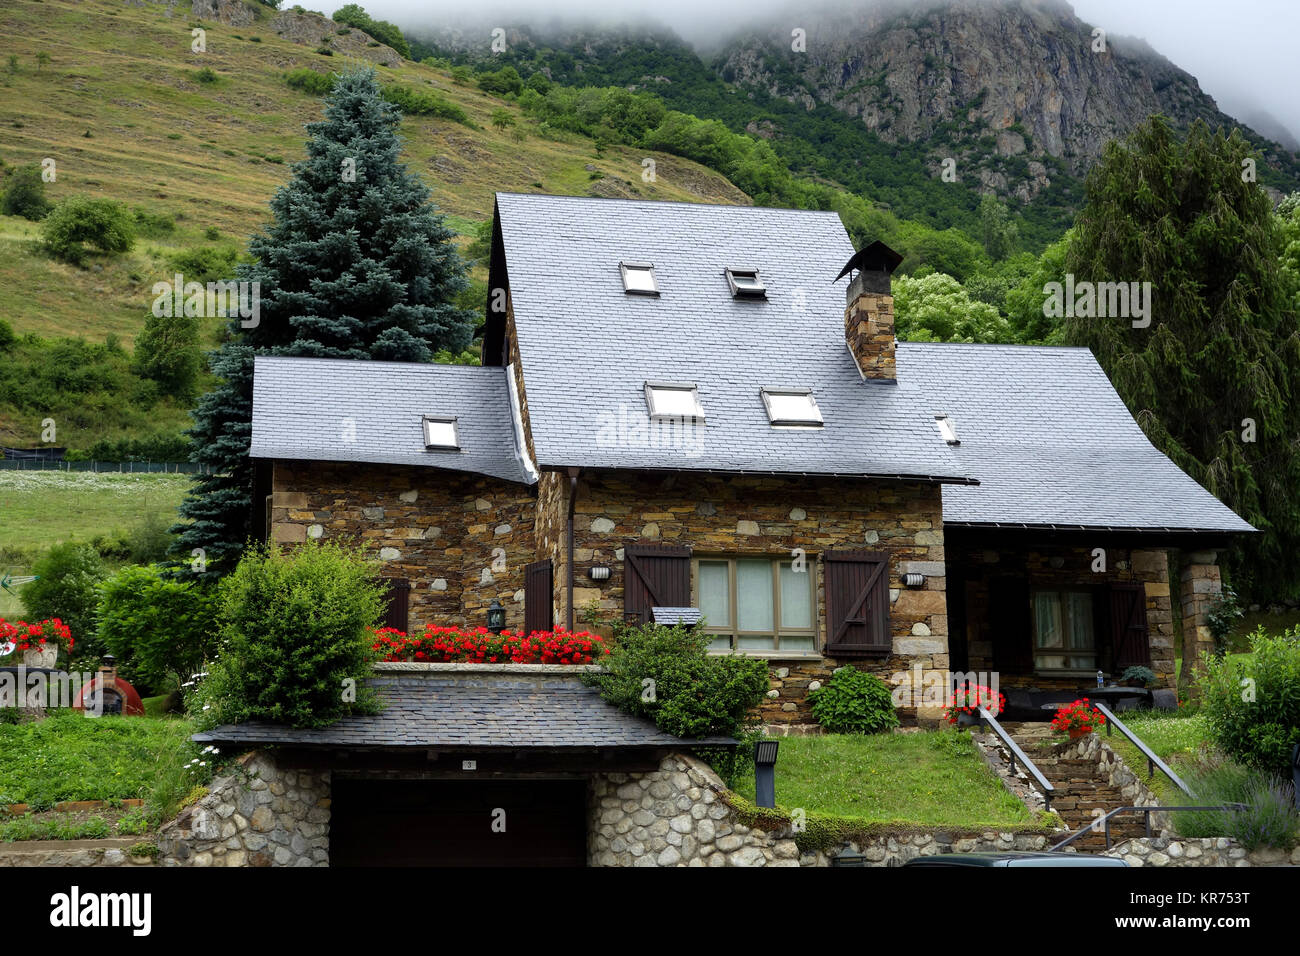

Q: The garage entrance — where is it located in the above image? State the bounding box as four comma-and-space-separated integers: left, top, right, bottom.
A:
330, 777, 589, 867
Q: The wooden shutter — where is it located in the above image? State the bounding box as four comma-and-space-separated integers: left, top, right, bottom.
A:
380, 578, 410, 633
990, 576, 1034, 673
824, 550, 891, 658
1108, 582, 1151, 669
623, 544, 691, 625
524, 559, 554, 634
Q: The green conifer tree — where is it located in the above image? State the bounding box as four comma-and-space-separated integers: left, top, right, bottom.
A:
1063, 117, 1300, 603
172, 68, 474, 575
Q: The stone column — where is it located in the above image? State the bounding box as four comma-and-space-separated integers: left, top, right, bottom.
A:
1179, 549, 1222, 695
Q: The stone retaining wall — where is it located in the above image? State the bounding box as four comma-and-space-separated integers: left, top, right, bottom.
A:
1105, 837, 1300, 867
156, 752, 330, 867
1057, 731, 1167, 829
589, 753, 1055, 866
0, 838, 156, 867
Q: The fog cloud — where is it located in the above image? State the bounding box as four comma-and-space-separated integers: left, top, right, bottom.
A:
323, 0, 1300, 146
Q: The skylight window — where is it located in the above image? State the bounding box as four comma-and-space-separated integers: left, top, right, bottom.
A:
934, 414, 959, 446
620, 261, 659, 296
645, 382, 705, 421
422, 415, 460, 450
761, 388, 823, 427
725, 267, 766, 299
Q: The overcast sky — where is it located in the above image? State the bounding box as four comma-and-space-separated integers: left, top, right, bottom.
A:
325, 0, 1300, 143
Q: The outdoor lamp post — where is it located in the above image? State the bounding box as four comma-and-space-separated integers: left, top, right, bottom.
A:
754, 740, 779, 808
487, 598, 506, 634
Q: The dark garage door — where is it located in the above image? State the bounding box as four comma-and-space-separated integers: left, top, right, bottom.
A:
330, 778, 588, 867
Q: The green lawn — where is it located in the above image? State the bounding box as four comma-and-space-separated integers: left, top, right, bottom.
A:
730, 731, 1037, 828
0, 471, 191, 616
1102, 711, 1212, 804
0, 711, 194, 809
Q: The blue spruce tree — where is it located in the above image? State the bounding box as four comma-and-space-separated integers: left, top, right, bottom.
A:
173, 68, 475, 574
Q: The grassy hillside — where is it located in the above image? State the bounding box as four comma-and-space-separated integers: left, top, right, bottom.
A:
0, 0, 747, 335
0, 0, 749, 448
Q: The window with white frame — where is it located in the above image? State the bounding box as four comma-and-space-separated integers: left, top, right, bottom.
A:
761, 388, 823, 426
724, 267, 766, 299
697, 557, 816, 653
422, 415, 459, 450
644, 381, 705, 421
1032, 589, 1096, 671
620, 261, 659, 296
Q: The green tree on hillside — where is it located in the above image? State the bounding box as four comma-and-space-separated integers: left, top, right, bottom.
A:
41, 197, 134, 264
1, 164, 52, 221
172, 68, 475, 575
133, 310, 202, 402
330, 4, 410, 59
1062, 117, 1300, 604
978, 193, 1019, 261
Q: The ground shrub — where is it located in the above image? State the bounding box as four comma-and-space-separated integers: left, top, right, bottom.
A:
1201, 627, 1300, 778
1174, 752, 1299, 849
191, 541, 386, 729
380, 83, 467, 123
809, 666, 900, 734
97, 564, 217, 694
285, 67, 333, 95
583, 622, 768, 740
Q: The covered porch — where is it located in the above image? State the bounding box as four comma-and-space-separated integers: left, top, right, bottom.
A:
943, 525, 1232, 720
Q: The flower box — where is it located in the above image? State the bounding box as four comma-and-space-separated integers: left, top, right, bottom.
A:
369, 625, 607, 666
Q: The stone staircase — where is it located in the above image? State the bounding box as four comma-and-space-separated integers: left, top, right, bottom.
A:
1002, 723, 1151, 851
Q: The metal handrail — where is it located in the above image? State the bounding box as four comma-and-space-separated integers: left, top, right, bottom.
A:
1093, 702, 1195, 799
1050, 804, 1247, 852
977, 707, 1056, 813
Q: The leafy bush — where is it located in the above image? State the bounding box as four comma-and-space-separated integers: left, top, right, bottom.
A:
285, 67, 334, 96
1202, 627, 1300, 779
1, 164, 52, 220
583, 623, 768, 739
0, 317, 15, 352
166, 243, 238, 283
133, 310, 201, 401
330, 3, 409, 58
191, 541, 386, 729
194, 67, 218, 84
41, 196, 135, 264
809, 667, 900, 734
1205, 586, 1244, 653
22, 543, 107, 664
379, 83, 468, 123
478, 64, 523, 96
131, 207, 175, 238
96, 564, 217, 694
1174, 752, 1299, 850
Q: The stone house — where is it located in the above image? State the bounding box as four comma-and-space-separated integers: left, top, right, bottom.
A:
250, 193, 1252, 726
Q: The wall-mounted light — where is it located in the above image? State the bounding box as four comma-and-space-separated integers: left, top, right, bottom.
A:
486, 598, 506, 634
904, 573, 925, 588
588, 566, 611, 581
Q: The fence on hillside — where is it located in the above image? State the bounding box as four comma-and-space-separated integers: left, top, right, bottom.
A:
0, 459, 213, 475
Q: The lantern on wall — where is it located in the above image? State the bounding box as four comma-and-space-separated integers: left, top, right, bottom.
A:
486, 598, 506, 634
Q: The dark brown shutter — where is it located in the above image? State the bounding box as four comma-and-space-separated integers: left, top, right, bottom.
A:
824, 550, 891, 658
623, 544, 691, 625
1108, 582, 1151, 669
990, 576, 1033, 673
524, 559, 554, 634
380, 578, 410, 633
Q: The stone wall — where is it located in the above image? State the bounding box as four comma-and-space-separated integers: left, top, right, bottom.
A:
0, 838, 157, 867
954, 544, 1174, 687
156, 752, 330, 867
1105, 837, 1300, 867
1179, 551, 1223, 696
589, 753, 1056, 866
551, 470, 949, 724
269, 461, 536, 632
1056, 731, 1166, 827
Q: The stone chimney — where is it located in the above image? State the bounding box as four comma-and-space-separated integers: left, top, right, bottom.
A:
840, 241, 902, 382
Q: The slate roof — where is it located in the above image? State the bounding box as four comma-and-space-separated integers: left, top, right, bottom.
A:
490, 193, 975, 484
898, 343, 1256, 533
192, 670, 729, 750
249, 356, 534, 485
